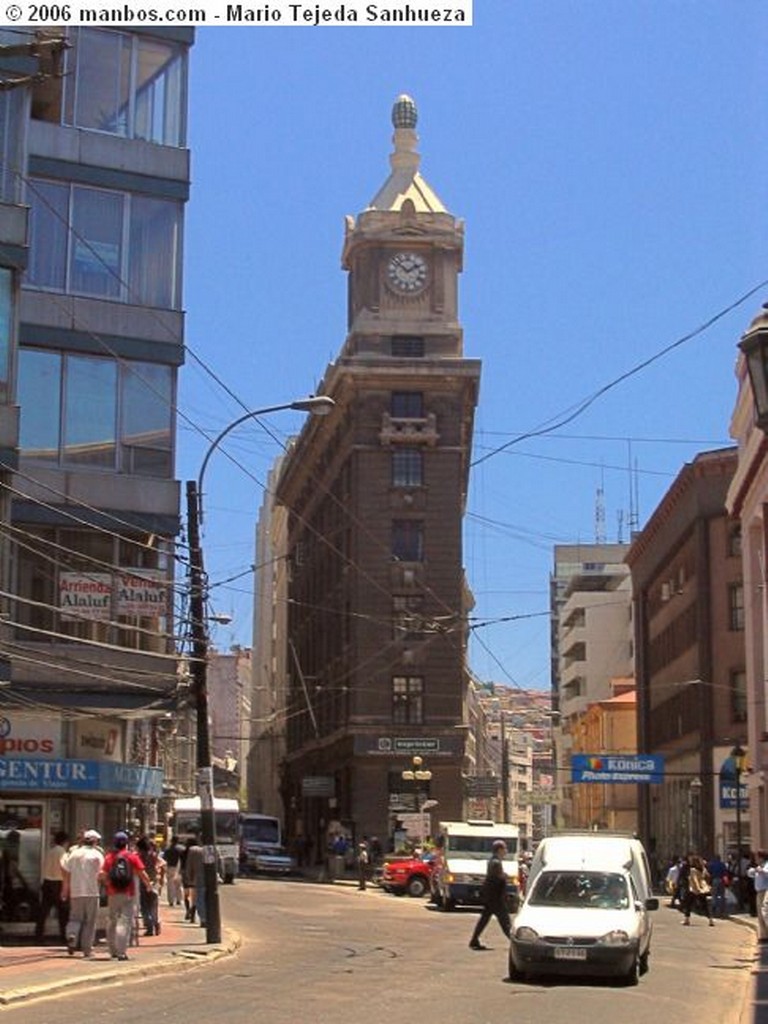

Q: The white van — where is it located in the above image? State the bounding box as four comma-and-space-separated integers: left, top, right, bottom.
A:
527, 833, 655, 903
433, 820, 521, 911
510, 833, 659, 986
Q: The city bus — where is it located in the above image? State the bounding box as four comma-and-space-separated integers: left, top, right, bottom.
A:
170, 796, 239, 884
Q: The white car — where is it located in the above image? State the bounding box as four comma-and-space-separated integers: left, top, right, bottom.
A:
508, 867, 658, 985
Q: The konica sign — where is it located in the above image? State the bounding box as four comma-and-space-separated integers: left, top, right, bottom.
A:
571, 754, 665, 784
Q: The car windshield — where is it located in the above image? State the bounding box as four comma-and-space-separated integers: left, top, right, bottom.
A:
528, 870, 630, 910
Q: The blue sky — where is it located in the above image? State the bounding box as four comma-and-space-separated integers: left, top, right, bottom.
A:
176, 4, 768, 691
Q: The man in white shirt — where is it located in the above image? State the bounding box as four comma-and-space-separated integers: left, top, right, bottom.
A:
34, 830, 69, 943
61, 829, 104, 958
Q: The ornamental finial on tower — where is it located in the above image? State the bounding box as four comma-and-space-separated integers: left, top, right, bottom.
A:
392, 94, 418, 130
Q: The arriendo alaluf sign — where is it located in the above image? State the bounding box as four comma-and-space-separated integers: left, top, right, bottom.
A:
59, 570, 168, 620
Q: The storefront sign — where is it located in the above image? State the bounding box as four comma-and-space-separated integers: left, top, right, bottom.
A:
59, 569, 168, 621
72, 721, 122, 762
353, 735, 462, 757
0, 757, 163, 797
571, 754, 664, 784
59, 572, 111, 620
302, 775, 335, 797
116, 571, 168, 616
0, 714, 62, 758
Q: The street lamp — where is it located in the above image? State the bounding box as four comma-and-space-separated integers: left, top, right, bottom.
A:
187, 395, 334, 943
739, 306, 768, 432
402, 755, 432, 848
688, 777, 702, 852
731, 743, 747, 912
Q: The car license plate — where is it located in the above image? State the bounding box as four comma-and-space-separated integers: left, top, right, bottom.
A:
554, 946, 587, 961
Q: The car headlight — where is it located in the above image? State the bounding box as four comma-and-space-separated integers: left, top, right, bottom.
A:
513, 926, 540, 943
597, 930, 630, 945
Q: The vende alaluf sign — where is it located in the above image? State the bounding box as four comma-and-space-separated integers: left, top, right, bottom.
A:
572, 754, 664, 784
59, 570, 168, 620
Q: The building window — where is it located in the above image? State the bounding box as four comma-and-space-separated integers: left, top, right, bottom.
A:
728, 583, 745, 631
392, 520, 424, 562
57, 29, 187, 147
728, 525, 742, 558
391, 336, 424, 357
391, 391, 423, 419
392, 448, 423, 487
393, 595, 424, 640
392, 675, 423, 724
731, 670, 747, 723
26, 179, 182, 309
18, 349, 173, 476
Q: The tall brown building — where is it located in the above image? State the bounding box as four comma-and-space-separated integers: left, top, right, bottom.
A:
627, 448, 746, 864
275, 96, 481, 854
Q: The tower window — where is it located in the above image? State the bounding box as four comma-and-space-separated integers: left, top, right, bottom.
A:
728, 583, 745, 631
392, 675, 423, 724
392, 448, 423, 487
391, 392, 424, 418
393, 594, 424, 640
392, 520, 424, 562
391, 336, 425, 357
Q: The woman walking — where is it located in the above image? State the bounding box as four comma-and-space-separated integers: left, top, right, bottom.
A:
683, 854, 714, 926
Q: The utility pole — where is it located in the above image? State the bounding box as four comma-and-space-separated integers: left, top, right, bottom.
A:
186, 479, 222, 945
501, 713, 510, 823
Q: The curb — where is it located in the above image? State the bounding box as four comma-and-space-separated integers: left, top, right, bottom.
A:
0, 930, 242, 1007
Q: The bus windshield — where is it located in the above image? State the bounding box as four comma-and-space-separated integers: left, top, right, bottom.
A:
175, 811, 239, 845
241, 818, 280, 844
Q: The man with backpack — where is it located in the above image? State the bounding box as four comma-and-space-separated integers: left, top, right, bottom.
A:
99, 831, 152, 961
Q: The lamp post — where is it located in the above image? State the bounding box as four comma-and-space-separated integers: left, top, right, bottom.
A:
731, 743, 747, 912
187, 395, 334, 943
402, 755, 432, 849
688, 776, 702, 852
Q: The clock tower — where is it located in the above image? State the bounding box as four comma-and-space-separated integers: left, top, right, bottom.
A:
277, 97, 481, 852
341, 93, 466, 362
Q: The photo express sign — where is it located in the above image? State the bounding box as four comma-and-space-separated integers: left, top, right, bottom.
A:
572, 754, 664, 784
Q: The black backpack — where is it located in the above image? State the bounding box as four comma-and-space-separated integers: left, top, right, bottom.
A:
109, 852, 133, 890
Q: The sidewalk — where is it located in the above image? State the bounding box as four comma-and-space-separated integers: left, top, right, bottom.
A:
0, 902, 241, 1007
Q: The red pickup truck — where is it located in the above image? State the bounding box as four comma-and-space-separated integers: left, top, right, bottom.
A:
379, 854, 436, 898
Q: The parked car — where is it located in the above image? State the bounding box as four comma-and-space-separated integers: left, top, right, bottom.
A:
380, 853, 435, 898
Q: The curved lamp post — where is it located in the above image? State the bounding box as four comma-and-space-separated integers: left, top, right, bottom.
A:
187, 395, 334, 943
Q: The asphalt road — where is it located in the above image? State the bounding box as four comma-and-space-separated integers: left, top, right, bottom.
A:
0, 879, 756, 1024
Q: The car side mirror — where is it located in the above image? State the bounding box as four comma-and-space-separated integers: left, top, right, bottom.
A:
644, 897, 659, 911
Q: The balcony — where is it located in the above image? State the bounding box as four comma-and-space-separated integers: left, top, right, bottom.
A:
380, 412, 439, 446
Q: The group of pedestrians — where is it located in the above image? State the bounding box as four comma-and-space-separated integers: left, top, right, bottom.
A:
664, 848, 768, 928
35, 826, 204, 962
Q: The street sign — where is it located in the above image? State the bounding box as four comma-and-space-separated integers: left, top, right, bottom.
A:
515, 790, 557, 806
463, 775, 500, 797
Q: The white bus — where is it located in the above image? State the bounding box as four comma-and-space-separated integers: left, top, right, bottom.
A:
171, 796, 239, 884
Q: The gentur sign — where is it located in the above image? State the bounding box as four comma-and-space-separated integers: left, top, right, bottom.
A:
572, 754, 664, 784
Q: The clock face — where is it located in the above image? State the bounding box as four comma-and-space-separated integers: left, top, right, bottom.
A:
387, 251, 428, 294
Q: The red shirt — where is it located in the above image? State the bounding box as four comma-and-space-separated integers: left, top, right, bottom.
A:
102, 849, 146, 898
